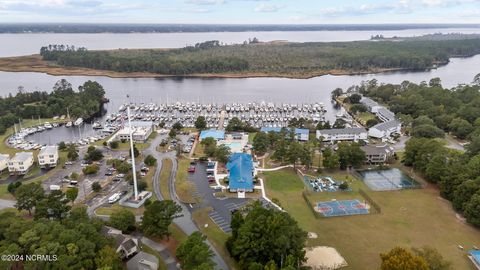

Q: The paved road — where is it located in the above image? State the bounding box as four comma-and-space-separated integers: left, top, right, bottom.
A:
0, 199, 15, 210
146, 134, 229, 270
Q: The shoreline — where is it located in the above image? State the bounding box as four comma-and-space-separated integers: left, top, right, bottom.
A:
0, 54, 445, 80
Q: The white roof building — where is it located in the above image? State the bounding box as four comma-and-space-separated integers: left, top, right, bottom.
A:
8, 152, 34, 175
0, 154, 9, 171
316, 128, 368, 142
368, 120, 401, 139
38, 145, 59, 168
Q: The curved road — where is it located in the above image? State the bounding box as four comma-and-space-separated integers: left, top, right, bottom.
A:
146, 135, 229, 270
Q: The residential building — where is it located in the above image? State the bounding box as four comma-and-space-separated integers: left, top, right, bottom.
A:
361, 144, 395, 164
38, 145, 59, 168
0, 154, 9, 172
368, 120, 401, 139
316, 128, 368, 143
377, 107, 396, 122
101, 226, 139, 259
360, 97, 381, 113
8, 152, 34, 175
126, 252, 159, 270
227, 153, 254, 193
199, 129, 225, 141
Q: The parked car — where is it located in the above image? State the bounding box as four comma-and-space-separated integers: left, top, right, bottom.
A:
188, 166, 196, 173
105, 171, 113, 176
65, 161, 73, 165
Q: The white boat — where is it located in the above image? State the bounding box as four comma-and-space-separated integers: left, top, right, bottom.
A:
66, 121, 72, 128
74, 118, 84, 126
92, 121, 103, 129
44, 122, 53, 129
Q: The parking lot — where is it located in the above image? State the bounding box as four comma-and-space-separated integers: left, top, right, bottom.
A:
189, 162, 249, 233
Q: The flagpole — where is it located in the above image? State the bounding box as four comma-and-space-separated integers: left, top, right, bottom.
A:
127, 106, 139, 201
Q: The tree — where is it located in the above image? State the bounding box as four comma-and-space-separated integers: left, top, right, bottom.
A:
14, 182, 44, 215
333, 118, 347, 128
253, 132, 269, 154
380, 247, 429, 270
411, 246, 452, 270
215, 145, 231, 164
7, 182, 22, 194
144, 154, 157, 166
141, 200, 182, 239
34, 190, 71, 220
109, 141, 119, 149
226, 202, 307, 269
95, 246, 122, 270
65, 187, 79, 205
58, 141, 67, 150
92, 182, 102, 192
337, 142, 365, 169
448, 118, 473, 139
110, 209, 136, 233
411, 125, 445, 138
202, 137, 217, 157
322, 148, 340, 170
176, 232, 215, 270
85, 148, 103, 161
226, 117, 245, 132
463, 192, 480, 226
131, 144, 140, 158
347, 93, 362, 104
172, 121, 183, 130
286, 141, 304, 169
83, 164, 99, 175
195, 116, 207, 130
67, 143, 79, 161
169, 128, 177, 138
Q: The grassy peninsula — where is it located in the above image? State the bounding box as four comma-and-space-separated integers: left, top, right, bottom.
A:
2, 36, 480, 79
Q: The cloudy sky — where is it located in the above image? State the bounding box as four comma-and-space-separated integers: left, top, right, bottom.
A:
0, 0, 479, 24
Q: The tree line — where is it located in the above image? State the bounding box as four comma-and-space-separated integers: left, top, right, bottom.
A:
40, 38, 480, 76
0, 79, 105, 134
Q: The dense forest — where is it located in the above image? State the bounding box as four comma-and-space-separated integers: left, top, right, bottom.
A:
0, 79, 105, 134
40, 38, 480, 76
2, 23, 478, 33
360, 76, 480, 226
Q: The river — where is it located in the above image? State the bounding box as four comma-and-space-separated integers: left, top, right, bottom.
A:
1, 27, 480, 57
1, 29, 480, 144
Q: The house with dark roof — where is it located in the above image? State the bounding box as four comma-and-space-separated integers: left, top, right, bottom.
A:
377, 107, 396, 122
101, 226, 139, 260
316, 128, 368, 143
361, 144, 395, 164
227, 153, 254, 193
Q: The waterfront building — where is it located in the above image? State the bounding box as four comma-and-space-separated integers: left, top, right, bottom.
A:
316, 128, 368, 142
361, 144, 395, 164
227, 153, 255, 193
199, 129, 225, 141
38, 145, 59, 168
0, 154, 9, 172
368, 120, 401, 139
8, 152, 34, 175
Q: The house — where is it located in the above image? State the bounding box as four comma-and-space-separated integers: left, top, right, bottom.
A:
360, 97, 381, 113
200, 129, 225, 141
8, 152, 34, 175
101, 226, 139, 259
468, 250, 480, 270
38, 145, 59, 168
316, 128, 368, 143
376, 107, 396, 122
295, 128, 310, 141
227, 153, 254, 193
368, 120, 401, 139
260, 127, 309, 141
361, 144, 395, 164
126, 251, 159, 270
0, 154, 9, 172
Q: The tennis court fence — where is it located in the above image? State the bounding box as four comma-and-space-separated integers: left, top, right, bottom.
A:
359, 188, 381, 214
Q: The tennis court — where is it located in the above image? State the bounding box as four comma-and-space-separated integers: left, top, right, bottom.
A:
357, 168, 419, 191
316, 199, 369, 217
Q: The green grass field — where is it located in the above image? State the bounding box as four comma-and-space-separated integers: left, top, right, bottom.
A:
262, 169, 480, 270
159, 159, 172, 200
175, 158, 196, 204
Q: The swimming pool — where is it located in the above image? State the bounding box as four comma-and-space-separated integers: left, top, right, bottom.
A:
356, 168, 420, 191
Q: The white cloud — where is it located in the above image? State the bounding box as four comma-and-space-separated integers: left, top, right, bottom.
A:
185, 0, 225, 5
254, 3, 283, 12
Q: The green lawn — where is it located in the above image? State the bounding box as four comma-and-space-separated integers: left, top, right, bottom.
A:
263, 169, 480, 270
248, 132, 256, 143
175, 158, 196, 204
159, 159, 172, 200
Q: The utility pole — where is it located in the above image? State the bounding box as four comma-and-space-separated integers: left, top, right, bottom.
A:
127, 106, 138, 201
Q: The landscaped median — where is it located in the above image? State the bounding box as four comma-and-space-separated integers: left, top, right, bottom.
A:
174, 157, 197, 204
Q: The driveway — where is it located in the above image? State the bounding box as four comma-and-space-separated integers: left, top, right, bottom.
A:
189, 162, 249, 233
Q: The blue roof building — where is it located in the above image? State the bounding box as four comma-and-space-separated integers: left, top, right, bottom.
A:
227, 153, 254, 192
469, 250, 480, 269
199, 129, 225, 141
260, 127, 282, 133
